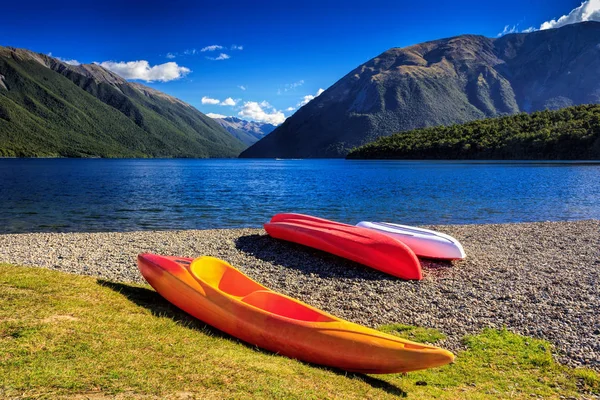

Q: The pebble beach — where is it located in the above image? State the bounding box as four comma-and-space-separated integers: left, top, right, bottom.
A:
0, 220, 598, 369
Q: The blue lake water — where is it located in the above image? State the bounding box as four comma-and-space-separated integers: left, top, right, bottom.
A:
0, 158, 599, 233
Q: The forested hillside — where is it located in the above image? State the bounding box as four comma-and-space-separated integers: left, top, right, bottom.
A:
347, 104, 600, 160
0, 46, 245, 158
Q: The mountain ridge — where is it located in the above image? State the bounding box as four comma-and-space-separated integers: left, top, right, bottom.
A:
0, 46, 245, 158
210, 116, 276, 146
240, 22, 600, 158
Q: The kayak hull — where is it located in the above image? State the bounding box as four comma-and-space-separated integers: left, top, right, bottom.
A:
264, 213, 422, 280
357, 221, 466, 260
138, 253, 454, 374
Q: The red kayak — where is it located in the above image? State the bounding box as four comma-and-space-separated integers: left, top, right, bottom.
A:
264, 213, 422, 280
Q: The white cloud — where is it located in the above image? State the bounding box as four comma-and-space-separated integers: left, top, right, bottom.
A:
220, 97, 237, 106
282, 80, 305, 92
206, 53, 230, 61
231, 45, 244, 50
497, 25, 518, 37
539, 0, 600, 30
60, 58, 81, 66
201, 45, 224, 52
298, 95, 314, 107
297, 88, 325, 107
286, 107, 296, 111
98, 60, 190, 82
165, 49, 199, 58
49, 53, 81, 66
238, 101, 286, 125
501, 1, 600, 35
206, 113, 227, 118
201, 96, 221, 105
202, 96, 239, 106
239, 85, 246, 91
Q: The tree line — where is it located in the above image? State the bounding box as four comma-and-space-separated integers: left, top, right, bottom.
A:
347, 104, 600, 160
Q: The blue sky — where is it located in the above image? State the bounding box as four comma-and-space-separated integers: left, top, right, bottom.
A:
1, 0, 596, 124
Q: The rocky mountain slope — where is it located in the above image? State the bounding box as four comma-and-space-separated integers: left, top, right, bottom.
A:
210, 116, 276, 146
0, 47, 245, 157
240, 22, 600, 158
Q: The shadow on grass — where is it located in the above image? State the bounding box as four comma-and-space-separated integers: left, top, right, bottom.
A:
235, 234, 452, 280
97, 279, 407, 397
97, 279, 235, 342
316, 368, 408, 397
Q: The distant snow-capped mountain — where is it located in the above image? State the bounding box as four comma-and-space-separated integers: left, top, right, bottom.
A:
209, 116, 276, 146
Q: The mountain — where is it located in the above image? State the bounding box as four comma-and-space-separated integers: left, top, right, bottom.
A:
0, 46, 245, 158
347, 104, 600, 160
240, 22, 600, 158
210, 116, 276, 146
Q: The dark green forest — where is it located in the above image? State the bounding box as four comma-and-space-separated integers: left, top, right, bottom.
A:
347, 104, 600, 160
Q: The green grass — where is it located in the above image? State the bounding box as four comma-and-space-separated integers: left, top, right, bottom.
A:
1, 264, 598, 399
377, 323, 446, 344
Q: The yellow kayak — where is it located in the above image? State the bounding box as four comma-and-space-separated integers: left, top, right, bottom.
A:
138, 253, 454, 373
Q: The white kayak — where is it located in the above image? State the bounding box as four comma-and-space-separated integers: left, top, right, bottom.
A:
356, 221, 466, 260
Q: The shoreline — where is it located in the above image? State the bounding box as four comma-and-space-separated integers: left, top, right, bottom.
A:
1, 220, 598, 370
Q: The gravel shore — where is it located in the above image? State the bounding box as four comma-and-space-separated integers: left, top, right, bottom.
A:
1, 220, 598, 369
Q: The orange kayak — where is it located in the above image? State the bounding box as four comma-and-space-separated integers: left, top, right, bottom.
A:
138, 253, 454, 374
264, 213, 422, 280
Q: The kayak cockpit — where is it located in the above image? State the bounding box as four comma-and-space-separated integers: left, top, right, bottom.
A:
190, 257, 266, 297
190, 256, 335, 322
241, 291, 335, 322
